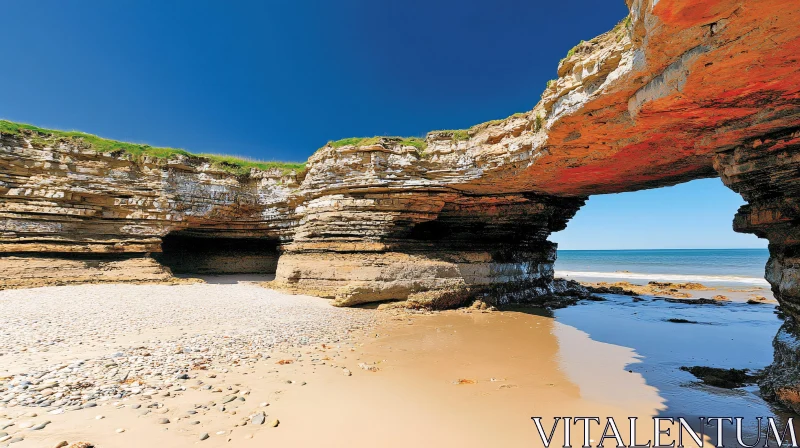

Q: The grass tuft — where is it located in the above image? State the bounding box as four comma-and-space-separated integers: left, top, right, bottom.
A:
325, 136, 427, 151
0, 119, 305, 176
534, 114, 544, 133
427, 129, 471, 142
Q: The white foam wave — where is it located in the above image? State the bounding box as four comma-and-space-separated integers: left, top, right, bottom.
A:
555, 270, 769, 285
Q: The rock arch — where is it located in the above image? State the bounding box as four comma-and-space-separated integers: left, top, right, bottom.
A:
1, 0, 800, 411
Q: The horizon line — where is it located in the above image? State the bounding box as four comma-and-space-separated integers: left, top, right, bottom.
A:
557, 247, 768, 251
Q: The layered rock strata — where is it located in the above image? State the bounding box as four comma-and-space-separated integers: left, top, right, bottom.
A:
0, 131, 299, 287
713, 128, 800, 412
714, 128, 800, 320
1, 0, 800, 313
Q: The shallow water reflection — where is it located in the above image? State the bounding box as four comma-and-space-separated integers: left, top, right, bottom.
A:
552, 293, 797, 441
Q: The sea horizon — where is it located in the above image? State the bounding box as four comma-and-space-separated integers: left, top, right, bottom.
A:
555, 247, 770, 286
558, 247, 768, 251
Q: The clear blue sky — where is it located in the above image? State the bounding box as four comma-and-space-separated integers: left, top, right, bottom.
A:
551, 178, 767, 250
2, 1, 762, 249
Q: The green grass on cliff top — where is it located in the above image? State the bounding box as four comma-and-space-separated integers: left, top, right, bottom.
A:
0, 119, 306, 176
326, 136, 427, 151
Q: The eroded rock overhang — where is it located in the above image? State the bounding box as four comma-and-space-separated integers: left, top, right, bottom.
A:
1, 0, 799, 311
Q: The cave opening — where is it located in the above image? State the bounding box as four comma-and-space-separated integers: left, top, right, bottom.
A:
155, 231, 281, 275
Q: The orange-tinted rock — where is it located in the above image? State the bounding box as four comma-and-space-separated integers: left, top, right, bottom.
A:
1, 0, 799, 311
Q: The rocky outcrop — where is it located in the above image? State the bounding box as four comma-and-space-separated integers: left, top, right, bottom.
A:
714, 128, 800, 319
1, 0, 800, 312
760, 320, 800, 414
713, 128, 800, 412
0, 131, 299, 287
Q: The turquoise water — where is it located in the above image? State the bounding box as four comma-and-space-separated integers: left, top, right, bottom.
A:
556, 248, 770, 285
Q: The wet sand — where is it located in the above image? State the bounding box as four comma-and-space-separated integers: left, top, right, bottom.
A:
1, 280, 671, 448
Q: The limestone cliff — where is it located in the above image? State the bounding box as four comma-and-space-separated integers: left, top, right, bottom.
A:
3, 0, 800, 411
3, 0, 800, 308
0, 131, 299, 287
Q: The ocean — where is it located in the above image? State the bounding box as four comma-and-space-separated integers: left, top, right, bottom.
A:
555, 248, 770, 286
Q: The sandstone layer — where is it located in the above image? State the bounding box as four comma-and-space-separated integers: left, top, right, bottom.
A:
2, 0, 800, 413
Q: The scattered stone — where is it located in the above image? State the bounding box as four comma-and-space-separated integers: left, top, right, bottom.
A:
666, 318, 700, 324
664, 297, 723, 306
250, 412, 265, 425
116, 428, 125, 433
269, 419, 279, 427
54, 442, 68, 448
30, 421, 51, 430
0, 283, 373, 444
680, 366, 761, 388
358, 363, 379, 372
200, 433, 209, 441
342, 368, 352, 376
157, 417, 170, 424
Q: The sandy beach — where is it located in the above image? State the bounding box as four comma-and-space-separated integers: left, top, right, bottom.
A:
0, 277, 675, 448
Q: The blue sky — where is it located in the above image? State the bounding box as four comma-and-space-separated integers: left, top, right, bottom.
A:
551, 178, 766, 250
2, 1, 764, 249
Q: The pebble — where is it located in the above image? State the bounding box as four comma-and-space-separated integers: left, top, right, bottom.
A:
342, 368, 352, 376
157, 418, 170, 424
30, 421, 51, 430
18, 422, 34, 429
199, 433, 209, 441
116, 428, 125, 433
54, 442, 68, 448
95, 415, 104, 420
250, 412, 265, 425
269, 419, 280, 427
